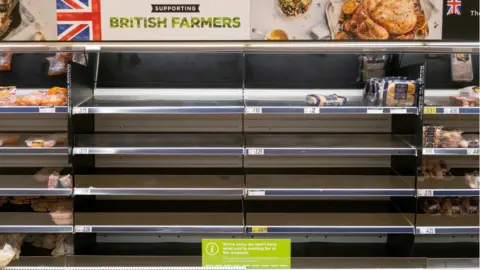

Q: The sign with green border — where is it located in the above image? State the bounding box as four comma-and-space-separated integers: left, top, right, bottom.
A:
202, 239, 291, 269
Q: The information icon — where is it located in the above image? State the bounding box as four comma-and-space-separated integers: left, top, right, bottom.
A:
205, 242, 220, 256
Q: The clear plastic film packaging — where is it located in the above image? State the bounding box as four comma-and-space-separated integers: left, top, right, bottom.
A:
0, 52, 13, 71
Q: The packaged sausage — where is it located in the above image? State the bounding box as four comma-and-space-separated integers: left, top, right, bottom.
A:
451, 54, 474, 82
423, 198, 441, 214
0, 86, 16, 106
449, 198, 464, 215
422, 158, 451, 180
306, 93, 347, 106
0, 134, 19, 146
423, 125, 443, 148
46, 56, 67, 76
438, 128, 463, 148
0, 52, 13, 71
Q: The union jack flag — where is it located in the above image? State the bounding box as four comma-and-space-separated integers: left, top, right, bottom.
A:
56, 0, 102, 41
446, 0, 462, 16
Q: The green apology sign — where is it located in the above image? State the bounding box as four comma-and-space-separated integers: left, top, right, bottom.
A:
202, 239, 291, 269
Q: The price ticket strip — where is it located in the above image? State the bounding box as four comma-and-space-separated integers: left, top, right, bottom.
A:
418, 189, 479, 197
73, 147, 244, 155
416, 226, 479, 235
247, 226, 414, 234
422, 148, 480, 156
0, 106, 67, 113
424, 107, 480, 115
73, 106, 244, 115
247, 188, 414, 197
245, 107, 418, 115
0, 188, 72, 196
74, 225, 244, 234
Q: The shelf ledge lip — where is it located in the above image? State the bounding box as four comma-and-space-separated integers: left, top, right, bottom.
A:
0, 106, 67, 114
416, 226, 480, 235
245, 148, 416, 156
247, 188, 414, 197
246, 225, 414, 234
245, 106, 418, 115
423, 148, 480, 156
424, 106, 480, 115
74, 225, 244, 234
0, 225, 73, 233
74, 188, 244, 196
417, 189, 479, 197
73, 106, 245, 115
0, 147, 69, 155
72, 147, 244, 155
1, 41, 478, 53
0, 188, 72, 196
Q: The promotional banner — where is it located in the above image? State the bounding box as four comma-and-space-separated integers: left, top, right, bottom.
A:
0, 0, 478, 41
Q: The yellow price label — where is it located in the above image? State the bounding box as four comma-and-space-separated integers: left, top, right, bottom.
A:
251, 226, 268, 233
424, 107, 437, 114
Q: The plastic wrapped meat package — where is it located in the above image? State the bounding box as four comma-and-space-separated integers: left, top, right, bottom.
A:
46, 55, 67, 76
0, 234, 24, 268
465, 171, 479, 189
18, 87, 67, 107
0, 86, 16, 106
25, 133, 67, 148
0, 52, 12, 71
0, 134, 19, 146
449, 86, 479, 107
23, 234, 73, 257
306, 93, 347, 106
423, 125, 479, 148
48, 173, 72, 189
424, 197, 479, 216
357, 55, 390, 82
451, 54, 474, 82
421, 158, 451, 181
48, 200, 73, 225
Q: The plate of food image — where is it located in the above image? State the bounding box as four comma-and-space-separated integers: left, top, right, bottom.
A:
277, 0, 313, 18
326, 0, 435, 40
0, 0, 21, 41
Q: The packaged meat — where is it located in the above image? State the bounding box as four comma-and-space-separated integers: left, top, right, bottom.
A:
462, 197, 479, 214
306, 93, 347, 106
380, 79, 418, 106
0, 86, 16, 106
47, 87, 67, 96
465, 171, 479, 189
41, 94, 67, 106
451, 54, 474, 82
49, 201, 73, 225
441, 198, 454, 216
357, 55, 390, 82
0, 134, 19, 146
0, 52, 12, 71
34, 168, 63, 182
449, 198, 464, 215
449, 96, 479, 107
438, 129, 463, 148
421, 158, 451, 180
46, 56, 67, 76
0, 234, 23, 268
25, 136, 57, 148
55, 53, 72, 61
456, 86, 480, 98
52, 234, 73, 257
19, 91, 45, 106
423, 199, 441, 214
423, 125, 443, 148
48, 173, 72, 189
73, 52, 88, 66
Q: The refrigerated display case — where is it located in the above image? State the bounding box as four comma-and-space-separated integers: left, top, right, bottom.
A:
0, 42, 478, 269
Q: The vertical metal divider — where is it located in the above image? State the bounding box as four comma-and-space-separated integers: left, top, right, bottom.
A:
241, 52, 247, 236
71, 52, 97, 255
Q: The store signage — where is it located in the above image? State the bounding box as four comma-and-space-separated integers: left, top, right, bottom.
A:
0, 0, 478, 41
202, 239, 291, 269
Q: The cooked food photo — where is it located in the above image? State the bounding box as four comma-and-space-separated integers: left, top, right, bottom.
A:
0, 0, 20, 40
329, 0, 429, 40
278, 0, 312, 18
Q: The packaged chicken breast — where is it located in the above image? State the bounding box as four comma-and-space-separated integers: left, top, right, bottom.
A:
25, 136, 58, 148
0, 52, 13, 71
0, 134, 19, 146
19, 91, 45, 106
46, 56, 67, 76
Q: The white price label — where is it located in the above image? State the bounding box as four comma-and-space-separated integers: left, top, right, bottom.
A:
75, 188, 91, 195
73, 107, 88, 114
390, 109, 407, 114
418, 227, 436, 234
39, 107, 55, 113
248, 190, 266, 196
418, 189, 434, 197
75, 226, 92, 233
247, 148, 265, 155
423, 148, 434, 155
85, 45, 101, 52
367, 108, 383, 114
75, 148, 90, 155
246, 107, 262, 114
304, 107, 320, 114
443, 107, 459, 114
467, 148, 480, 155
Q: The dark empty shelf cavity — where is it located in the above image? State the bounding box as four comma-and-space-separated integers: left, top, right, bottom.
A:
0, 213, 72, 233
74, 134, 244, 155
416, 214, 480, 235
74, 212, 244, 234
75, 175, 244, 197
246, 213, 414, 234
245, 134, 416, 156
246, 175, 414, 197
74, 96, 244, 114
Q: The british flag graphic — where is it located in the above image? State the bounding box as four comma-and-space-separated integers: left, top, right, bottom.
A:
56, 0, 102, 41
446, 0, 462, 16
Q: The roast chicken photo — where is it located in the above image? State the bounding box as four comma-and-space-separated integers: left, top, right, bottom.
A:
327, 0, 430, 40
